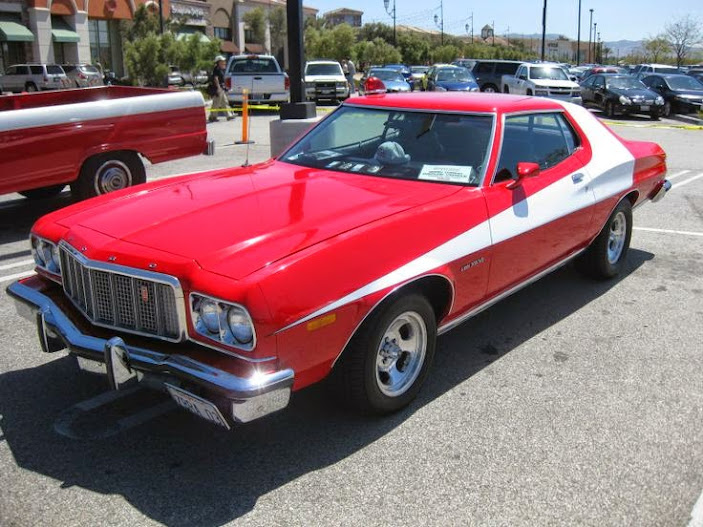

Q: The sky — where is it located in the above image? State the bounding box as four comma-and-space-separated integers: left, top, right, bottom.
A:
306, 0, 702, 42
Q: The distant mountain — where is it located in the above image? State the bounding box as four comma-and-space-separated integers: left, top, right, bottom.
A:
603, 40, 644, 57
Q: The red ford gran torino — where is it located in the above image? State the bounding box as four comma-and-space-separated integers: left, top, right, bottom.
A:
8, 93, 670, 428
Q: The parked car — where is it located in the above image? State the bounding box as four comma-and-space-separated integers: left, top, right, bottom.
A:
225, 54, 290, 106
167, 65, 194, 87
0, 86, 212, 200
471, 59, 522, 92
641, 73, 703, 116
0, 63, 68, 92
359, 68, 411, 93
409, 65, 429, 90
688, 71, 703, 84
579, 66, 622, 80
419, 64, 450, 91
632, 63, 680, 78
452, 59, 477, 70
580, 74, 664, 119
8, 92, 670, 429
304, 60, 350, 103
426, 65, 479, 92
502, 63, 582, 104
62, 63, 103, 88
103, 70, 132, 86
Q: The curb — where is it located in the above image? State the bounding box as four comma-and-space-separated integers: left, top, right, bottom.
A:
669, 114, 703, 127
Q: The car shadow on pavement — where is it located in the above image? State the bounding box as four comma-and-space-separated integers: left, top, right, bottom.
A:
0, 190, 75, 245
0, 249, 653, 526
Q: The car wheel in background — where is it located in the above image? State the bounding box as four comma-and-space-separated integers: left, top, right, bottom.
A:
650, 110, 660, 121
605, 100, 616, 118
503, 86, 510, 93
576, 199, 633, 279
333, 294, 436, 414
482, 84, 498, 93
72, 151, 146, 200
526, 89, 533, 96
25, 83, 37, 92
19, 185, 65, 200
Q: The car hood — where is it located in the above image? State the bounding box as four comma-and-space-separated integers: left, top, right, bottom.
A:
57, 161, 459, 280
672, 89, 703, 98
532, 79, 578, 88
437, 81, 477, 91
305, 75, 346, 82
609, 87, 657, 98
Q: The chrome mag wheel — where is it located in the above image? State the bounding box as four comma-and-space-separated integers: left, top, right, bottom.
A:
607, 211, 627, 264
375, 311, 427, 397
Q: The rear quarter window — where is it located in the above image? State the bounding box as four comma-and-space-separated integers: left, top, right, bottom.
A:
496, 63, 520, 75
30, 66, 43, 74
46, 65, 64, 75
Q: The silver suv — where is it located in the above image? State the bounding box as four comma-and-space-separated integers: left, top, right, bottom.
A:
62, 64, 103, 88
0, 64, 69, 92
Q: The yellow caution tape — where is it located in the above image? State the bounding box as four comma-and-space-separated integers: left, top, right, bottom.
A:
602, 120, 703, 131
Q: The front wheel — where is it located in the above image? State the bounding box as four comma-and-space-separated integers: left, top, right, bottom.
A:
72, 151, 145, 200
482, 84, 498, 93
576, 199, 632, 279
334, 294, 437, 414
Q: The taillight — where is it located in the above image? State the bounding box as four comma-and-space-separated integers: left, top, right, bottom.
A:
225, 77, 232, 90
44, 75, 49, 82
364, 77, 386, 95
79, 72, 87, 79
284, 75, 290, 91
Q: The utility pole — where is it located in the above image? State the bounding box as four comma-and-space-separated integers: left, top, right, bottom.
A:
434, 1, 444, 46
597, 30, 601, 63
576, 0, 582, 65
465, 12, 474, 44
587, 8, 593, 63
540, 0, 547, 62
383, 0, 396, 47
158, 0, 164, 34
492, 20, 495, 46
593, 22, 597, 63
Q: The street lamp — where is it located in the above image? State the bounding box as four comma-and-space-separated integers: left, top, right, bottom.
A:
587, 8, 593, 63
576, 0, 582, 65
540, 0, 547, 62
383, 0, 396, 47
433, 0, 444, 46
593, 22, 598, 64
465, 12, 473, 44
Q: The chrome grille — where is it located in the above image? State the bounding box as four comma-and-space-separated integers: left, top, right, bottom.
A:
59, 245, 183, 341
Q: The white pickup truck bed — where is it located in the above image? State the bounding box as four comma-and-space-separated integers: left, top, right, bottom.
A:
225, 55, 289, 105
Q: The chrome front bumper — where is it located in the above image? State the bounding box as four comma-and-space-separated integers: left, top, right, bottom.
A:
7, 279, 294, 425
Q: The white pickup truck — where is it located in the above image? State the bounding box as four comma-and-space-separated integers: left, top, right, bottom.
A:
502, 63, 582, 104
225, 54, 290, 106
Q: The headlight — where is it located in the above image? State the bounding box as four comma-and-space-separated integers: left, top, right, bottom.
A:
31, 235, 61, 276
655, 96, 664, 105
619, 95, 631, 105
190, 293, 256, 351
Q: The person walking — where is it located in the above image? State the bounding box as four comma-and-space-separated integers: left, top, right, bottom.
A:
208, 55, 233, 123
345, 57, 356, 94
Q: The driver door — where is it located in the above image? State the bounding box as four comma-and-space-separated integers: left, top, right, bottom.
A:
482, 112, 595, 296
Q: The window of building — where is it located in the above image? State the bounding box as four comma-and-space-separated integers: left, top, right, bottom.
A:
89, 19, 111, 70
214, 26, 231, 40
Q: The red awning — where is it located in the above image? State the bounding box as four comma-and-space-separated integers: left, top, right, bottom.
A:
220, 40, 239, 54
244, 43, 265, 54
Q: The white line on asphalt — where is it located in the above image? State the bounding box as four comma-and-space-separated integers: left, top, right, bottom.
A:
0, 270, 35, 284
688, 488, 703, 527
634, 227, 703, 237
0, 259, 34, 271
667, 170, 690, 180
673, 172, 703, 189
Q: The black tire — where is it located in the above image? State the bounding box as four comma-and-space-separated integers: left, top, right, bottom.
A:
482, 84, 498, 93
25, 82, 37, 92
526, 89, 533, 96
605, 100, 616, 118
576, 199, 633, 279
503, 86, 510, 94
71, 151, 145, 200
19, 185, 65, 200
334, 294, 437, 414
650, 111, 660, 121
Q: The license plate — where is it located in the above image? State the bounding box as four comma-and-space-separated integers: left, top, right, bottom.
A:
53, 77, 60, 82
320, 89, 333, 94
166, 384, 230, 429
640, 105, 650, 111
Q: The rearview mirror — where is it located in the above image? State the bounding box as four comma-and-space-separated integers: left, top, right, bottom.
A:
506, 162, 540, 189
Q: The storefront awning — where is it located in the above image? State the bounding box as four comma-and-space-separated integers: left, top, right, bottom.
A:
245, 43, 265, 54
51, 19, 80, 43
176, 32, 211, 44
0, 20, 35, 42
220, 40, 239, 54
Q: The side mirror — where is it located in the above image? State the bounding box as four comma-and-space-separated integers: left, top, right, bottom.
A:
506, 162, 540, 189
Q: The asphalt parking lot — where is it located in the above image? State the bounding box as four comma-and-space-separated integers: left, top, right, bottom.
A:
0, 106, 702, 526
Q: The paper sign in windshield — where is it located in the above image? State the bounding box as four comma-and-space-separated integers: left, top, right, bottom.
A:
418, 165, 475, 184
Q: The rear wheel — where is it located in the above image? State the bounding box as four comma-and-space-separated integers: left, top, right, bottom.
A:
334, 294, 436, 414
576, 199, 632, 279
25, 82, 37, 92
19, 185, 65, 200
526, 89, 533, 96
72, 151, 145, 200
482, 84, 498, 93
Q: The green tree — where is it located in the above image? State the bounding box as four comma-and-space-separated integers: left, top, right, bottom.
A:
358, 22, 394, 44
243, 7, 267, 45
332, 24, 357, 60
642, 35, 671, 63
125, 5, 162, 41
268, 6, 286, 57
397, 32, 431, 64
352, 38, 401, 66
124, 33, 170, 86
432, 44, 460, 63
665, 15, 702, 66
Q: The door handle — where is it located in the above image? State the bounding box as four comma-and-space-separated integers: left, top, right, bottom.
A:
572, 173, 585, 183
254, 76, 263, 80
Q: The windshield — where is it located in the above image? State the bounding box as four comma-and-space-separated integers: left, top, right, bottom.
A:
411, 66, 429, 74
530, 67, 568, 80
654, 66, 678, 73
81, 65, 100, 74
386, 64, 410, 74
306, 63, 343, 76
280, 106, 494, 187
668, 76, 703, 90
369, 69, 404, 82
607, 77, 646, 90
229, 58, 278, 73
436, 68, 472, 82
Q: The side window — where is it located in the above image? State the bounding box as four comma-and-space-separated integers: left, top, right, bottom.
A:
16, 66, 29, 75
494, 113, 579, 183
5, 66, 16, 75
582, 76, 595, 87
517, 66, 527, 80
496, 62, 519, 75
30, 66, 42, 75
475, 62, 492, 74
593, 76, 604, 88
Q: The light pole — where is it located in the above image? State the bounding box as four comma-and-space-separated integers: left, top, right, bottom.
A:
158, 0, 164, 34
576, 0, 582, 65
593, 22, 598, 64
383, 0, 396, 47
540, 0, 547, 62
587, 8, 593, 63
596, 30, 601, 63
433, 0, 444, 46
465, 12, 473, 44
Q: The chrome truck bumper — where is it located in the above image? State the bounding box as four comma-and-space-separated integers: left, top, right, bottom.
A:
7, 279, 294, 427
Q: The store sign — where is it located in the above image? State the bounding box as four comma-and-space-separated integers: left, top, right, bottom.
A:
171, 2, 208, 24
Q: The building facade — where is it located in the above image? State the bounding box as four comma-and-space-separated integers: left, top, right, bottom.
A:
323, 7, 361, 27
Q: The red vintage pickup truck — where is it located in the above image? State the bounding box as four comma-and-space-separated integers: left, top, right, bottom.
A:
0, 86, 211, 200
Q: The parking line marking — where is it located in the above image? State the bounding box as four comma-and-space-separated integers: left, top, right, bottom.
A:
0, 259, 34, 271
667, 170, 690, 180
688, 488, 703, 527
634, 227, 703, 237
673, 173, 703, 189
0, 270, 35, 284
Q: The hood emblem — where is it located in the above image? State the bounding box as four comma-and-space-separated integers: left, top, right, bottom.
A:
139, 285, 150, 303
108, 256, 117, 262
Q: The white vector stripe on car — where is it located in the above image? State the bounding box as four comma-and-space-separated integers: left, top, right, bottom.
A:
279, 103, 636, 333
